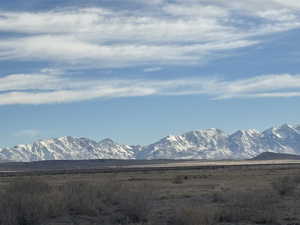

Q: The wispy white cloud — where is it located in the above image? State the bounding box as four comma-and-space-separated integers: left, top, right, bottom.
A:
210, 74, 300, 99
163, 4, 229, 18
143, 67, 162, 73
256, 9, 298, 22
273, 0, 300, 9
1, 70, 300, 105
0, 1, 299, 105
0, 0, 299, 68
0, 35, 257, 67
240, 92, 300, 98
0, 8, 238, 42
0, 70, 66, 91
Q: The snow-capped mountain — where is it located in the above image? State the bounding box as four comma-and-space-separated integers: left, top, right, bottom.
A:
0, 137, 137, 162
1, 124, 300, 162
137, 129, 231, 160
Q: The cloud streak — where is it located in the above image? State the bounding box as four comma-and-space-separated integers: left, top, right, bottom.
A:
0, 0, 299, 68
0, 1, 299, 105
0, 35, 257, 67
1, 70, 300, 105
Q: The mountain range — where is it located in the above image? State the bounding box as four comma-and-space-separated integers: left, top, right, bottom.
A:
1, 124, 300, 162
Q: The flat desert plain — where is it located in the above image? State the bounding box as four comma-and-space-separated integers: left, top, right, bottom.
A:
0, 160, 300, 225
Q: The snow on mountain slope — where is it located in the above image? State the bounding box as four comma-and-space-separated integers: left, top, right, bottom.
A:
1, 124, 300, 162
137, 129, 231, 159
97, 138, 137, 159
228, 129, 263, 159
0, 137, 136, 161
261, 124, 300, 154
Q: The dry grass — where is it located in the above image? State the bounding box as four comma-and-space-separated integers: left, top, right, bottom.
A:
168, 206, 219, 225
0, 177, 158, 225
271, 175, 300, 196
0, 164, 300, 225
0, 178, 55, 225
172, 175, 185, 184
216, 191, 279, 224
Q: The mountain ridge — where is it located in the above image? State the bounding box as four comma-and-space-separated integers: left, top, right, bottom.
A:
252, 152, 300, 160
1, 124, 300, 162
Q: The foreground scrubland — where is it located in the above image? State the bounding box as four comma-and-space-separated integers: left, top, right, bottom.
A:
1, 164, 300, 225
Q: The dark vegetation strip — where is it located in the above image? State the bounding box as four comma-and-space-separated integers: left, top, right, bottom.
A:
0, 162, 300, 177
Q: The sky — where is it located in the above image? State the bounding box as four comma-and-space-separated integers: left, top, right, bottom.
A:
1, 0, 300, 147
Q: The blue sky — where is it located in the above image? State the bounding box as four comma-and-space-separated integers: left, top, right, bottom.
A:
1, 0, 300, 147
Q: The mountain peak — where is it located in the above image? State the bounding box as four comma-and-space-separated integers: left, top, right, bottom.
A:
57, 136, 75, 142
263, 127, 280, 137
165, 135, 177, 141
274, 124, 299, 138
231, 129, 260, 136
200, 128, 223, 133
184, 128, 225, 137
278, 124, 294, 130
100, 138, 115, 144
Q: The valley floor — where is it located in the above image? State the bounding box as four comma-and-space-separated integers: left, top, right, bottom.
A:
1, 162, 300, 225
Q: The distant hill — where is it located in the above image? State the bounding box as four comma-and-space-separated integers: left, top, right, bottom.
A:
252, 152, 300, 160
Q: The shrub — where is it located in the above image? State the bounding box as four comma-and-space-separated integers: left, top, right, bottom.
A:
168, 206, 218, 225
61, 181, 105, 217
217, 190, 278, 224
210, 191, 227, 203
0, 177, 156, 225
172, 175, 184, 184
271, 176, 299, 196
7, 177, 51, 195
115, 185, 153, 224
0, 177, 52, 225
